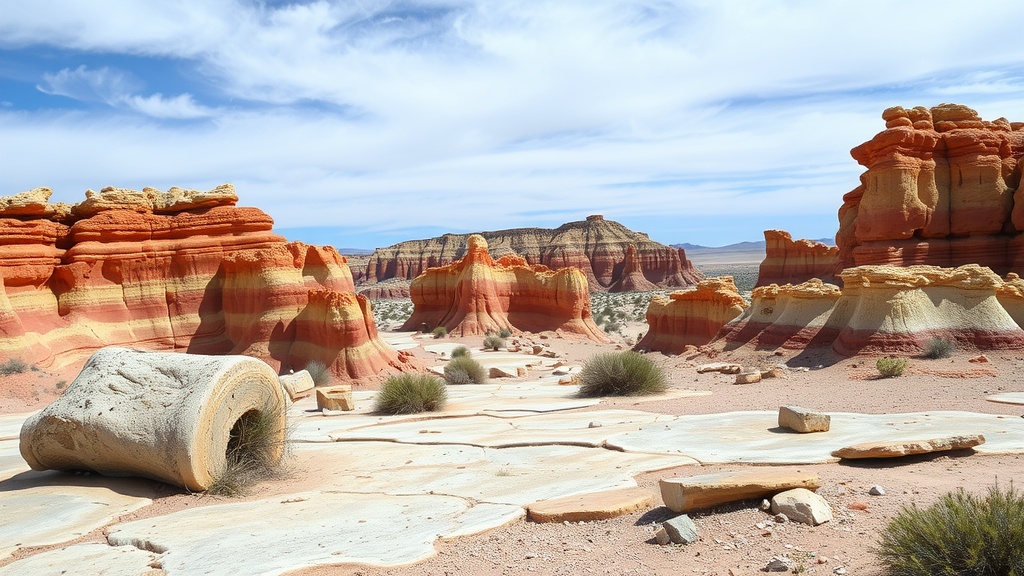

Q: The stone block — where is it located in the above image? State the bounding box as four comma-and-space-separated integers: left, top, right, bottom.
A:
832, 434, 984, 459
660, 470, 821, 513
316, 385, 354, 412
778, 405, 830, 433
662, 514, 699, 544
279, 370, 315, 402
526, 487, 653, 523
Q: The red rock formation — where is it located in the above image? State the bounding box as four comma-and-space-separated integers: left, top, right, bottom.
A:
608, 245, 658, 292
400, 235, 610, 341
755, 230, 839, 287
636, 277, 748, 353
836, 104, 1024, 273
363, 215, 703, 293
718, 264, 1024, 357
0, 185, 409, 382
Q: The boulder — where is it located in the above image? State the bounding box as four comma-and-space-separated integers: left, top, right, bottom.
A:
525, 487, 652, 523
316, 385, 355, 412
832, 434, 985, 459
778, 406, 830, 433
19, 347, 286, 491
279, 371, 315, 402
662, 514, 699, 544
770, 488, 833, 526
660, 470, 821, 513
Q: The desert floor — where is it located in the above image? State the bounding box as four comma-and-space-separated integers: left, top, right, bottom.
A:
2, 321, 1023, 576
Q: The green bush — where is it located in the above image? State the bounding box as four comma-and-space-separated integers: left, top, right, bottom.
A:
374, 374, 448, 415
578, 351, 667, 397
0, 358, 30, 375
498, 328, 512, 339
876, 357, 908, 378
304, 360, 331, 387
923, 337, 955, 359
432, 326, 448, 339
444, 356, 487, 385
483, 335, 506, 351
208, 402, 287, 496
450, 346, 471, 359
875, 484, 1024, 576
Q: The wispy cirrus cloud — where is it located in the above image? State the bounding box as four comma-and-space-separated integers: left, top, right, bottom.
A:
37, 65, 215, 119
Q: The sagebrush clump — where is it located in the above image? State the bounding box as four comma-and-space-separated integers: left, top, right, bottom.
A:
483, 335, 505, 351
374, 374, 447, 415
875, 483, 1024, 576
208, 403, 288, 496
578, 351, 667, 397
876, 357, 908, 378
498, 328, 512, 338
432, 326, 448, 339
0, 358, 30, 375
922, 337, 955, 359
444, 356, 487, 384
450, 346, 471, 359
304, 360, 331, 387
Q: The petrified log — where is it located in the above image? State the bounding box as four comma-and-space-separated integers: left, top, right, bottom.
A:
20, 347, 286, 491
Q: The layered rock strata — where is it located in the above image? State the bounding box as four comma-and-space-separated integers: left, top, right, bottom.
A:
836, 104, 1024, 273
20, 347, 286, 491
400, 235, 610, 341
719, 264, 1024, 356
636, 277, 747, 353
0, 185, 409, 381
755, 230, 839, 287
363, 215, 703, 293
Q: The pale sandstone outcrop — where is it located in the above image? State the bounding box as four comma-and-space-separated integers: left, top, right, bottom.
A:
19, 347, 286, 491
400, 235, 610, 342
525, 487, 653, 523
0, 185, 410, 382
660, 470, 821, 513
755, 230, 839, 287
832, 434, 985, 459
363, 215, 703, 292
636, 277, 747, 353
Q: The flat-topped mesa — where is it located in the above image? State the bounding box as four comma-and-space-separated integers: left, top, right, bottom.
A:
716, 264, 1024, 357
755, 230, 839, 287
400, 234, 611, 342
636, 277, 748, 353
363, 215, 704, 293
836, 104, 1024, 273
0, 185, 408, 382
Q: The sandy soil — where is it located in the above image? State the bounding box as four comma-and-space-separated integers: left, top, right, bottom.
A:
3, 330, 1023, 575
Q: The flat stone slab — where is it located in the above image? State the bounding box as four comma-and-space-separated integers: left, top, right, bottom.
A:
986, 392, 1024, 406
526, 487, 653, 523
0, 542, 159, 576
379, 331, 420, 351
660, 469, 821, 513
832, 434, 986, 459
606, 411, 1024, 464
0, 471, 154, 560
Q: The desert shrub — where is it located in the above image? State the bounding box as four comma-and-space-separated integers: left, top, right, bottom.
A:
208, 402, 287, 496
450, 346, 471, 359
432, 326, 448, 339
876, 357, 908, 378
578, 351, 667, 397
923, 337, 955, 359
443, 356, 487, 385
374, 374, 447, 415
304, 360, 331, 387
483, 335, 506, 351
498, 328, 512, 338
874, 483, 1024, 576
0, 358, 30, 375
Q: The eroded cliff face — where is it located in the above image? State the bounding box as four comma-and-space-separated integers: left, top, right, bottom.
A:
364, 215, 703, 292
755, 230, 839, 287
400, 235, 610, 341
636, 277, 748, 353
837, 104, 1024, 272
0, 185, 410, 382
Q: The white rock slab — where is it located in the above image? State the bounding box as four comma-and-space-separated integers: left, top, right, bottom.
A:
0, 472, 153, 560
605, 411, 1024, 464
107, 491, 521, 574
330, 410, 675, 448
0, 412, 33, 441
987, 392, 1024, 406
0, 542, 159, 576
379, 331, 420, 351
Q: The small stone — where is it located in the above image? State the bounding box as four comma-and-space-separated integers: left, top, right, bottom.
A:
654, 527, 671, 545
489, 366, 517, 378
834, 567, 847, 575
279, 371, 315, 402
765, 556, 794, 572
759, 499, 771, 511
662, 514, 699, 544
969, 354, 989, 364
869, 485, 886, 496
773, 513, 788, 523
734, 370, 761, 384
771, 488, 833, 526
847, 501, 869, 511
588, 421, 602, 428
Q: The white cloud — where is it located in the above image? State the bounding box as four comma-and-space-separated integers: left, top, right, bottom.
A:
3, 1, 1024, 247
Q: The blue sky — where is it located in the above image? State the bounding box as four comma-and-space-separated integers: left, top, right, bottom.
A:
2, 1, 1024, 250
